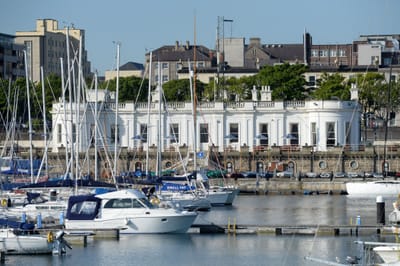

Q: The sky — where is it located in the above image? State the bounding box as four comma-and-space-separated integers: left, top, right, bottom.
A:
1, 0, 399, 75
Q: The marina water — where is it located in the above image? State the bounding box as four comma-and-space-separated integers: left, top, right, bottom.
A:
6, 194, 397, 265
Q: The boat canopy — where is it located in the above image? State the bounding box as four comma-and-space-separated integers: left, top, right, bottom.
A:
66, 195, 102, 220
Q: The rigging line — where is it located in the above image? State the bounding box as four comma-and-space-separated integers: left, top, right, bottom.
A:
333, 64, 375, 176
134, 60, 149, 105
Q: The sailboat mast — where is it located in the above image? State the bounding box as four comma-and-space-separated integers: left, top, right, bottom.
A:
75, 35, 83, 194
193, 14, 197, 171
146, 52, 152, 176
66, 26, 75, 182
60, 57, 69, 172
94, 72, 98, 181
40, 66, 48, 179
157, 62, 162, 178
113, 42, 120, 187
23, 50, 34, 183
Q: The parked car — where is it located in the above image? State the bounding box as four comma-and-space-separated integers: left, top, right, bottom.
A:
276, 171, 293, 178
320, 172, 332, 178
347, 172, 359, 178
372, 172, 384, 178
305, 172, 319, 178
333, 172, 346, 178
240, 171, 257, 178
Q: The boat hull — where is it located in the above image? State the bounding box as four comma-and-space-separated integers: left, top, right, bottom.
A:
346, 181, 400, 197
0, 230, 53, 254
373, 246, 400, 264
66, 211, 197, 234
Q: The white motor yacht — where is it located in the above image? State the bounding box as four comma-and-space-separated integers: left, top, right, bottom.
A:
65, 189, 198, 234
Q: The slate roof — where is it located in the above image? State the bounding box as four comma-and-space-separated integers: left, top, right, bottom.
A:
119, 62, 144, 71
151, 45, 213, 62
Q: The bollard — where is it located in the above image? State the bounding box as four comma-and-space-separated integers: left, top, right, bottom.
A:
21, 212, 26, 223
37, 212, 42, 229
356, 215, 361, 226
59, 211, 64, 225
376, 195, 385, 225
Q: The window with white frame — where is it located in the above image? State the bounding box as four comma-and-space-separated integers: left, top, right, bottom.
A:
57, 124, 62, 144
140, 124, 147, 143
311, 122, 317, 146
169, 123, 179, 143
200, 123, 209, 143
326, 122, 336, 147
258, 123, 269, 146
90, 124, 95, 145
289, 123, 299, 145
330, 50, 337, 57
345, 122, 351, 145
319, 50, 328, 57
229, 123, 239, 143
311, 49, 318, 57
110, 125, 119, 144
339, 49, 346, 57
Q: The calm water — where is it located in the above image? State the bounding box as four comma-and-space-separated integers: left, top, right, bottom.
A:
6, 195, 398, 266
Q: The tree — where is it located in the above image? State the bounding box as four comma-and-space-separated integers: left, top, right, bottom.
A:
103, 76, 149, 102
162, 79, 205, 102
312, 72, 350, 100
253, 63, 308, 100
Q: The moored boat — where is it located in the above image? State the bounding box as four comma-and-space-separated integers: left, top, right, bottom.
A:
64, 189, 198, 234
346, 180, 400, 197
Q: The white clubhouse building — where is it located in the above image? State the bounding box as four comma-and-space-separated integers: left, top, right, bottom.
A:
50, 85, 361, 156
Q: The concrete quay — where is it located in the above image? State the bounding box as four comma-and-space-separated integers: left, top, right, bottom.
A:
210, 177, 372, 195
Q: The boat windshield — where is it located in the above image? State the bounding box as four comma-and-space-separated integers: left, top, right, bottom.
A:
138, 198, 155, 209
103, 198, 154, 209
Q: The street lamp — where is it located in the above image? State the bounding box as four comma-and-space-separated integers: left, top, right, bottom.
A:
284, 134, 297, 173
254, 134, 268, 174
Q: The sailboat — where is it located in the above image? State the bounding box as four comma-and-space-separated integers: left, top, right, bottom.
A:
345, 61, 397, 197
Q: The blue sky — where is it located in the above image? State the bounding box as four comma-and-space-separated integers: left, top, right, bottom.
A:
1, 0, 398, 75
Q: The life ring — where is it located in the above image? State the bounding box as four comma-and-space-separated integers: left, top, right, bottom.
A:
47, 231, 54, 243
1, 199, 7, 207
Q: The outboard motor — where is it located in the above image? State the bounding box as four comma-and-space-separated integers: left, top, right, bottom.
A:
52, 230, 72, 255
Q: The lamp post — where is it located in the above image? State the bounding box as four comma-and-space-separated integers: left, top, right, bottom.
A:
254, 134, 268, 174
217, 16, 233, 92
284, 134, 297, 173
224, 134, 236, 174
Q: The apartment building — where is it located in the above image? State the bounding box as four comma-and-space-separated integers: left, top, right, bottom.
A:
14, 19, 91, 82
145, 41, 214, 85
0, 33, 25, 80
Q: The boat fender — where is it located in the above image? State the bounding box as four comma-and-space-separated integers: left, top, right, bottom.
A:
47, 231, 54, 243
1, 199, 7, 207
150, 196, 160, 205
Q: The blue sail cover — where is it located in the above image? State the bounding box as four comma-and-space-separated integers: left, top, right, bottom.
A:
17, 177, 116, 189
0, 157, 43, 175
0, 218, 35, 231
66, 195, 102, 220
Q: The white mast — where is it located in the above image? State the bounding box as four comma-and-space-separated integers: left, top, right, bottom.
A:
157, 62, 162, 178
60, 57, 69, 172
40, 66, 48, 180
66, 26, 74, 181
145, 52, 152, 176
23, 50, 34, 183
113, 42, 120, 187
75, 35, 83, 194
94, 72, 98, 181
